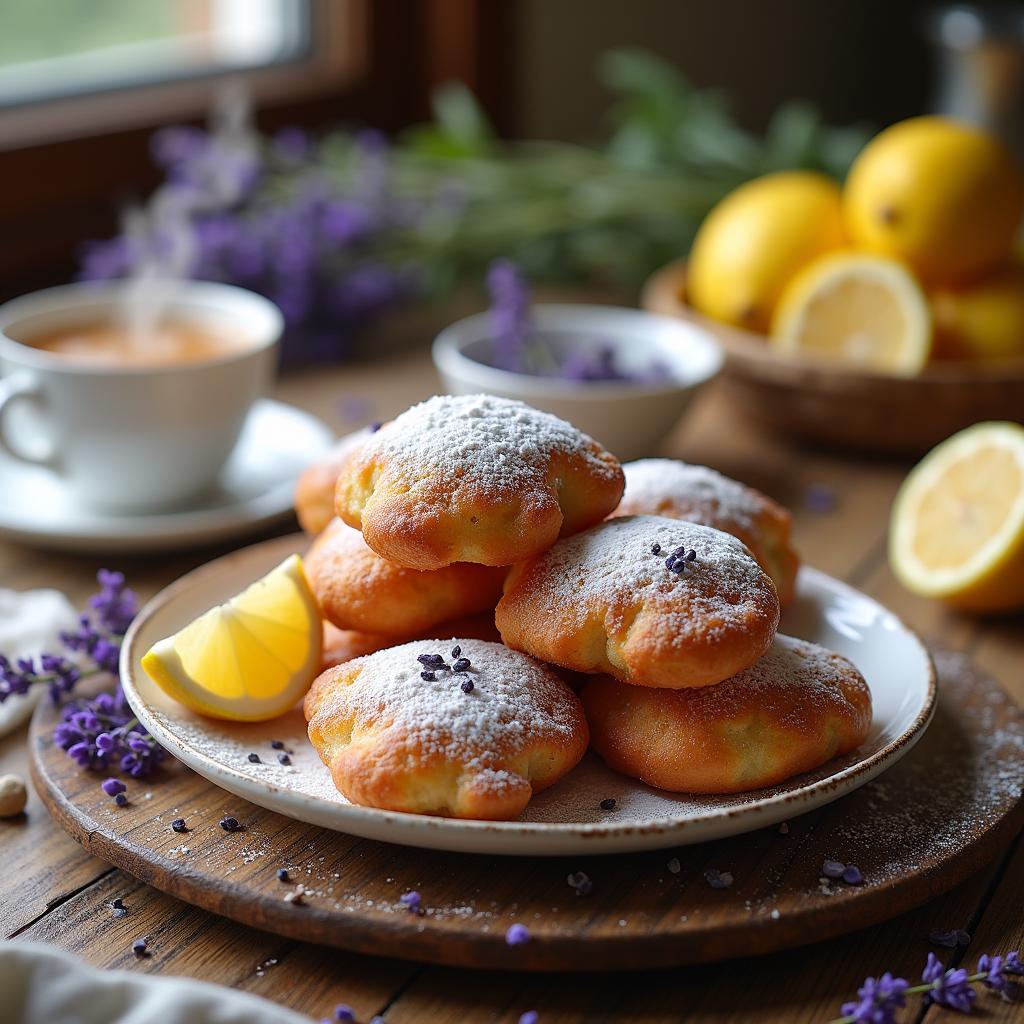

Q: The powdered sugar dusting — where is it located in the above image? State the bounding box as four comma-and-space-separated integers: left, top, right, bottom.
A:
515, 515, 774, 643
356, 393, 618, 494
670, 634, 868, 725
618, 459, 766, 530
309, 639, 582, 794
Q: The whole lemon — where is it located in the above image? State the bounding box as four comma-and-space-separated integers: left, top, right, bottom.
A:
844, 116, 1023, 285
687, 171, 846, 332
930, 263, 1024, 361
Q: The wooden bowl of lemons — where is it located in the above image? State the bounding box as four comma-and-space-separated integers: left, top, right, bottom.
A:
642, 118, 1024, 456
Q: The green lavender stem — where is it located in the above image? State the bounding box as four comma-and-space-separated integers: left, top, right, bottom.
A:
830, 972, 990, 1024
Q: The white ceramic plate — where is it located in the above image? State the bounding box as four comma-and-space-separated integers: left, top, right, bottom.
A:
121, 534, 937, 856
0, 400, 333, 553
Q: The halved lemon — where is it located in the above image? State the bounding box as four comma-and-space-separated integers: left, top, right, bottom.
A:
142, 555, 323, 721
770, 251, 932, 375
889, 422, 1024, 611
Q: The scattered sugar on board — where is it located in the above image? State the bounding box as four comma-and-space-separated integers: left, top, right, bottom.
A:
356, 394, 618, 496
142, 645, 1019, 924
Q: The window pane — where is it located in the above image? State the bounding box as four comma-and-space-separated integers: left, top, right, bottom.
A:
0, 0, 309, 106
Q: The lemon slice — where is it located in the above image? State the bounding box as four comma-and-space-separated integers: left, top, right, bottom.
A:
142, 555, 323, 721
889, 422, 1024, 611
770, 251, 931, 374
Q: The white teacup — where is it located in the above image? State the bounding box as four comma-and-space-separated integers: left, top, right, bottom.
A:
0, 281, 282, 512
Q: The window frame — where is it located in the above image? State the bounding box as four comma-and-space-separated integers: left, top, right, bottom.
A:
0, 0, 513, 301
0, 1, 365, 151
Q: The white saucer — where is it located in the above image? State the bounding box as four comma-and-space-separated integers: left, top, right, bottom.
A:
122, 534, 938, 857
0, 400, 333, 553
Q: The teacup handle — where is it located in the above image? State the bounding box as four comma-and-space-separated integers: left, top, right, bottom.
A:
0, 372, 58, 467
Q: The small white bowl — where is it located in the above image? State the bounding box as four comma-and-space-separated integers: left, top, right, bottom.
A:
431, 304, 724, 460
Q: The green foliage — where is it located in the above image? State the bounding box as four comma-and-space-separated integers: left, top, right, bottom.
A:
322, 48, 870, 295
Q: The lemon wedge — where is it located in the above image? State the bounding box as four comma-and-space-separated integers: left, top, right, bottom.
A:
770, 251, 931, 374
889, 422, 1024, 611
142, 555, 323, 721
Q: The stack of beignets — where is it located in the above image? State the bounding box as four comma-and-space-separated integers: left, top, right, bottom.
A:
295, 394, 871, 821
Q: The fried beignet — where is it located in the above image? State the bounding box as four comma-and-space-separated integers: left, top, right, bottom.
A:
320, 613, 501, 670
305, 639, 588, 819
612, 459, 799, 604
496, 515, 780, 689
306, 518, 505, 636
295, 425, 382, 536
581, 635, 872, 794
334, 394, 624, 570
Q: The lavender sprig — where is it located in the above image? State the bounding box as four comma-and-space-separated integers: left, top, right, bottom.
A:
833, 950, 1022, 1023
0, 569, 135, 705
484, 259, 670, 383
0, 571, 165, 782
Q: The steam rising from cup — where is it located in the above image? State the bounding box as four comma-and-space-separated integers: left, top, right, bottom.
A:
121, 80, 258, 349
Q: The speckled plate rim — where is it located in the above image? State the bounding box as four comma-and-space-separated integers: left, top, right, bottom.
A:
121, 534, 938, 856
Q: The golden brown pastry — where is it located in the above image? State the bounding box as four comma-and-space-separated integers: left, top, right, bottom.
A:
496, 515, 780, 689
581, 635, 872, 793
612, 459, 799, 604
305, 638, 589, 819
334, 394, 624, 570
306, 518, 505, 636
295, 424, 380, 535
320, 613, 501, 671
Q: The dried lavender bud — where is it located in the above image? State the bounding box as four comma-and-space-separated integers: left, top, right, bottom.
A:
277, 753, 292, 766
453, 657, 471, 672
599, 798, 616, 810
651, 542, 661, 555
822, 859, 846, 880
276, 868, 290, 883
114, 792, 128, 806
420, 670, 436, 682
460, 678, 474, 694
451, 645, 461, 658
219, 816, 242, 832
247, 752, 261, 764
271, 740, 285, 750
171, 818, 187, 833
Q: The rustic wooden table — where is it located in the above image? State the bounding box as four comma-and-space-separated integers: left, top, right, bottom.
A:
2, 347, 1021, 1023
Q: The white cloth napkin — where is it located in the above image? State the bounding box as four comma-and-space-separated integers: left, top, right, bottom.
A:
1, 942, 311, 1024
0, 587, 81, 736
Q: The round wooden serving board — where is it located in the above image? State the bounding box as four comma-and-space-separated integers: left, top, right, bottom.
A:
30, 651, 1022, 972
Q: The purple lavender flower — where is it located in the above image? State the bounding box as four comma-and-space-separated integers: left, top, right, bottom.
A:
487, 259, 531, 372
704, 868, 734, 889
1005, 950, 1024, 975
54, 689, 165, 776
505, 923, 531, 946
90, 570, 137, 634
929, 928, 971, 949
822, 859, 846, 879
978, 953, 1008, 991
839, 973, 908, 1024
399, 891, 421, 913
0, 653, 81, 704
519, 1013, 539, 1024
922, 953, 977, 1013
272, 126, 312, 164
101, 778, 126, 797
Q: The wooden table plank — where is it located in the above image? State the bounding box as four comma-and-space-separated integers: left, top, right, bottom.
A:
0, 730, 109, 938
921, 836, 1024, 1023
378, 863, 1007, 1024
13, 868, 420, 1020
2, 349, 1021, 1021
